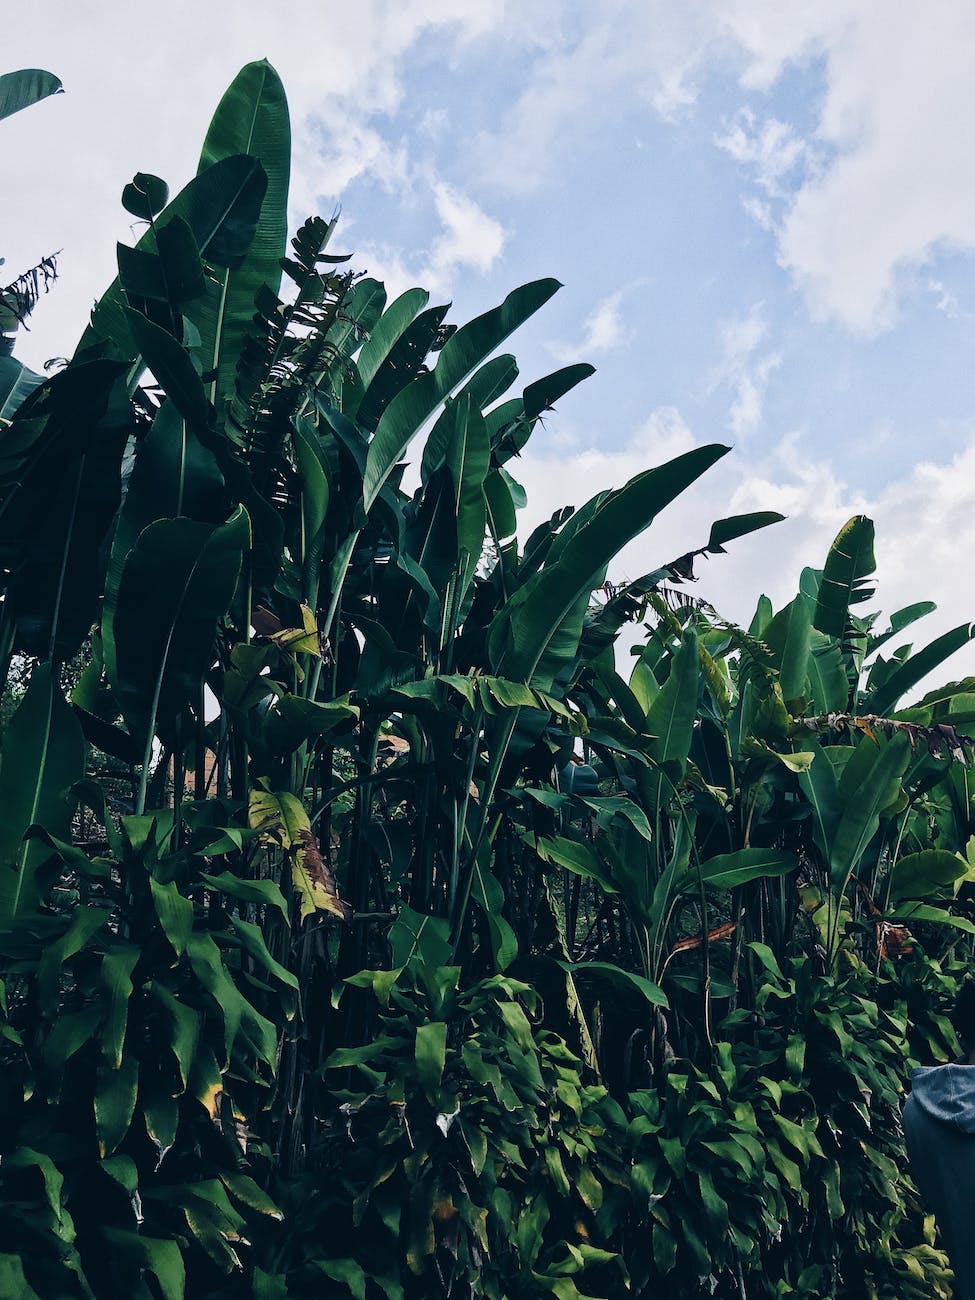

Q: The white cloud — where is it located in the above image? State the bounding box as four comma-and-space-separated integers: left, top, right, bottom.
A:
711, 303, 781, 438
548, 288, 631, 363
928, 278, 961, 319
10, 3, 975, 352
473, 1, 720, 191
355, 180, 506, 301
427, 182, 506, 281
2, 0, 510, 368
468, 3, 975, 335
724, 1, 975, 334
715, 109, 809, 196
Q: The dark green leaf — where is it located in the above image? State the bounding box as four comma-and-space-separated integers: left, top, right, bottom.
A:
102, 507, 250, 752
121, 172, 169, 221
0, 69, 62, 122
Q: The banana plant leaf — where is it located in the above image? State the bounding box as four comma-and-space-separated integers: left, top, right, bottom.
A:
445, 395, 490, 594
0, 68, 62, 122
865, 622, 974, 717
362, 279, 561, 511
0, 663, 86, 923
558, 960, 667, 1007
829, 732, 911, 888
686, 848, 797, 892
190, 60, 290, 425
102, 506, 250, 755
0, 357, 131, 659
887, 849, 970, 902
813, 514, 876, 637
488, 363, 595, 464
0, 336, 43, 418
420, 353, 519, 481
490, 445, 728, 689
764, 596, 812, 703
646, 627, 700, 774
81, 154, 268, 362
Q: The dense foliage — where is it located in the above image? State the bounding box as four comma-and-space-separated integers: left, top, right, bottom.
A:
2, 61, 975, 1299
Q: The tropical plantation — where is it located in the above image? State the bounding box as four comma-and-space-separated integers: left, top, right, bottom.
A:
3, 61, 975, 1299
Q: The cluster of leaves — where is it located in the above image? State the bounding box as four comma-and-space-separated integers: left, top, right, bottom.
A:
2, 58, 975, 1300
283, 965, 629, 1300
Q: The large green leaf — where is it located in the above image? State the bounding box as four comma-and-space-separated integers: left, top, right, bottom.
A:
354, 286, 429, 393
488, 363, 595, 464
865, 622, 974, 716
813, 515, 876, 637
888, 849, 970, 902
689, 848, 797, 892
706, 511, 784, 553
445, 395, 490, 593
362, 279, 561, 511
797, 746, 841, 869
414, 1020, 448, 1098
191, 60, 290, 424
106, 398, 227, 612
0, 663, 85, 923
102, 507, 250, 753
81, 154, 268, 360
764, 596, 811, 703
490, 445, 727, 689
867, 599, 936, 656
0, 69, 62, 122
830, 733, 910, 884
420, 353, 520, 481
292, 414, 331, 605
0, 336, 43, 417
806, 633, 849, 713
1, 358, 131, 659
101, 943, 140, 1068
95, 1053, 139, 1156
557, 960, 667, 1007
102, 1231, 185, 1300
646, 628, 700, 774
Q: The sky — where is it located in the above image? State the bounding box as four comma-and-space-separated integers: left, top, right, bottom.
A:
5, 2, 975, 690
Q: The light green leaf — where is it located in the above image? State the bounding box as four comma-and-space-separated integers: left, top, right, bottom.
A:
690, 848, 796, 892
557, 961, 667, 1007
415, 1021, 448, 1098
888, 850, 970, 902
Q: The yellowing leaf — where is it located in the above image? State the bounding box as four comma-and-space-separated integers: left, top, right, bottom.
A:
248, 789, 350, 921
266, 602, 320, 655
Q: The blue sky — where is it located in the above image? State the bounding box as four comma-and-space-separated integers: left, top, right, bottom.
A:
6, 2, 975, 684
